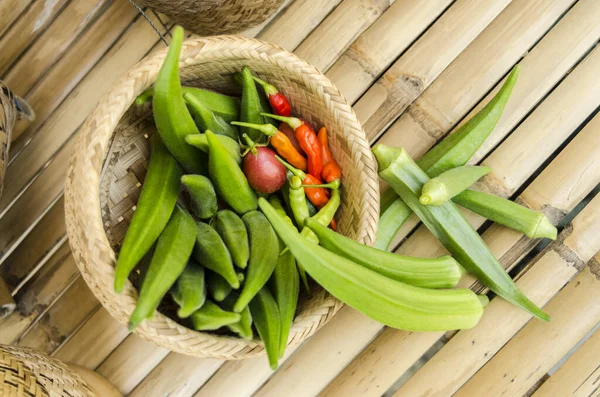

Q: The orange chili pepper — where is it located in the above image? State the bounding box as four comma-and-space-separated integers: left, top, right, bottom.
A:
262, 113, 323, 179
232, 122, 308, 171
318, 127, 342, 183
329, 218, 337, 231
276, 155, 330, 208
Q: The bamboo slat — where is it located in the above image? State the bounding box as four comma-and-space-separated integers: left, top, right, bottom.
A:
3, 0, 110, 96
326, 0, 452, 103
0, 0, 69, 76
353, 0, 511, 142
0, 0, 33, 39
294, 0, 393, 72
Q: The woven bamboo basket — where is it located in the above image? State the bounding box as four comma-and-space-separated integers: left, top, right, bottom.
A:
138, 0, 284, 36
64, 35, 379, 359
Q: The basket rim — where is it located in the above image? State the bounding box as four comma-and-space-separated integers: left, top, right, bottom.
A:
64, 34, 379, 359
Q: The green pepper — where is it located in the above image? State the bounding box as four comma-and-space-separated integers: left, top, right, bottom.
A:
192, 222, 239, 289
206, 130, 257, 214
259, 198, 488, 332
181, 175, 218, 219
184, 92, 239, 140
211, 210, 250, 269
129, 205, 196, 330
153, 26, 206, 174
220, 293, 253, 340
185, 133, 242, 165
206, 270, 232, 302
240, 66, 265, 142
299, 186, 341, 246
249, 287, 281, 370
373, 144, 549, 321
171, 259, 206, 318
191, 301, 241, 331
420, 165, 491, 206
114, 134, 182, 293
306, 218, 464, 289
233, 211, 279, 312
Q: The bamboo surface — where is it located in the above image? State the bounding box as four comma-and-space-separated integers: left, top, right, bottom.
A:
2, 0, 600, 395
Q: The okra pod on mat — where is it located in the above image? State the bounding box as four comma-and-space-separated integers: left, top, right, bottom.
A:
373, 144, 549, 322
420, 165, 491, 206
259, 198, 488, 332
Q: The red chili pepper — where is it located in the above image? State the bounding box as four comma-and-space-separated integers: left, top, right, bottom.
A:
263, 113, 323, 179
329, 218, 337, 231
318, 127, 342, 183
276, 155, 330, 208
253, 77, 292, 116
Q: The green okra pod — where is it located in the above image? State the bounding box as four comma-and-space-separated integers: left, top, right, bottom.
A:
374, 198, 412, 251
234, 211, 279, 312
306, 218, 464, 289
249, 287, 281, 370
211, 210, 250, 269
115, 134, 182, 293
191, 301, 241, 331
153, 26, 206, 174
420, 165, 491, 206
206, 270, 232, 302
193, 222, 240, 289
171, 259, 206, 318
240, 67, 265, 142
184, 92, 238, 140
221, 293, 253, 340
181, 174, 218, 219
185, 133, 242, 165
453, 190, 557, 239
129, 205, 196, 330
373, 144, 549, 321
259, 197, 488, 332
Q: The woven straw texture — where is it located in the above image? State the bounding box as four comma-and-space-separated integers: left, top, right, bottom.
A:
138, 0, 283, 36
0, 345, 94, 397
65, 35, 379, 359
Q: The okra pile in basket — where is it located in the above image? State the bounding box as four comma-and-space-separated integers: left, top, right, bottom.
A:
115, 26, 557, 370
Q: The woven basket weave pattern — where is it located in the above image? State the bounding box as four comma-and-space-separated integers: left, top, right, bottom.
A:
139, 0, 283, 36
65, 36, 379, 359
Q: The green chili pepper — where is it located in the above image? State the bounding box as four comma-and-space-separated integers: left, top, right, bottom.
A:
299, 187, 341, 246
453, 190, 557, 239
184, 92, 239, 140
171, 259, 206, 318
114, 134, 182, 293
373, 144, 549, 321
211, 210, 250, 269
192, 222, 239, 289
221, 293, 253, 340
249, 287, 281, 370
153, 26, 206, 174
191, 301, 241, 331
280, 181, 316, 217
206, 270, 232, 302
240, 66, 265, 142
269, 238, 299, 358
181, 174, 218, 219
420, 165, 491, 206
376, 66, 520, 250
129, 205, 196, 330
185, 133, 242, 165
137, 86, 240, 122
259, 198, 488, 331
306, 219, 464, 288
233, 211, 279, 312
206, 130, 257, 214
288, 176, 310, 229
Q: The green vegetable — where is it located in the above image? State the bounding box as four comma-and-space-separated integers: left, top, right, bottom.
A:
374, 199, 411, 251
270, 238, 299, 358
192, 222, 239, 289
171, 259, 206, 318
259, 197, 487, 331
373, 144, 549, 321
221, 294, 253, 340
184, 92, 238, 140
249, 288, 281, 370
114, 134, 182, 293
240, 66, 265, 142
129, 205, 196, 330
191, 301, 241, 331
185, 133, 241, 165
300, 187, 341, 246
234, 211, 279, 312
453, 190, 557, 239
306, 218, 464, 288
181, 174, 218, 219
206, 270, 232, 302
211, 210, 250, 269
288, 176, 310, 229
153, 26, 206, 174
420, 165, 491, 206
137, 86, 240, 122
207, 130, 257, 214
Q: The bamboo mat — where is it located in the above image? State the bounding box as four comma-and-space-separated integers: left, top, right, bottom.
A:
0, 0, 599, 395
